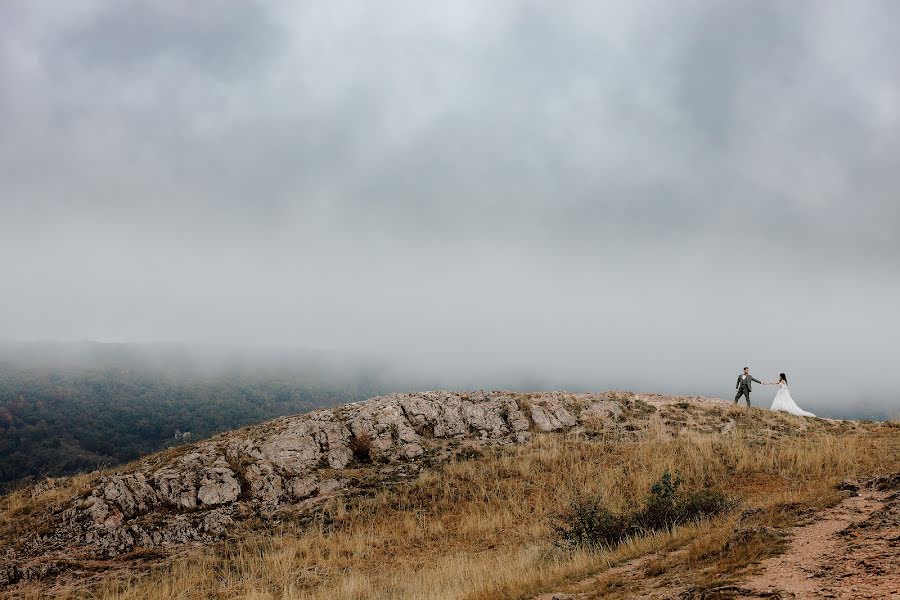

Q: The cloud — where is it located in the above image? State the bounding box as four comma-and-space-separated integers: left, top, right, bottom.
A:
53, 1, 282, 77
1, 0, 898, 415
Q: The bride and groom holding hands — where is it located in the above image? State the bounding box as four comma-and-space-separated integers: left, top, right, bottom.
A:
735, 367, 815, 417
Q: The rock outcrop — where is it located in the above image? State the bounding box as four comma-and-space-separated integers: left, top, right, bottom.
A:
1, 390, 666, 588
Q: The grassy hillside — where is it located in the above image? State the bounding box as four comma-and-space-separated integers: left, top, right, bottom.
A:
4, 397, 898, 599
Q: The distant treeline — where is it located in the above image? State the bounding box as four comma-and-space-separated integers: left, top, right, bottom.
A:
0, 354, 389, 490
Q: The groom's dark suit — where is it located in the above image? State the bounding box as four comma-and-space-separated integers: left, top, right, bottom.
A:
735, 373, 761, 406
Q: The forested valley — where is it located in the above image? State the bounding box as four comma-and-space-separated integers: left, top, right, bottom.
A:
0, 342, 390, 489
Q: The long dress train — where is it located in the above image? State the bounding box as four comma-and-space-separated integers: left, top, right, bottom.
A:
770, 383, 815, 417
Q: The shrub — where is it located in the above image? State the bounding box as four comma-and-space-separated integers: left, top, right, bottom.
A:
348, 433, 373, 464
552, 498, 628, 550
555, 470, 730, 550
634, 469, 683, 532
677, 490, 731, 521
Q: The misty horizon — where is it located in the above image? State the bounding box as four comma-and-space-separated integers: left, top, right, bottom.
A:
2, 2, 899, 419
0, 340, 893, 420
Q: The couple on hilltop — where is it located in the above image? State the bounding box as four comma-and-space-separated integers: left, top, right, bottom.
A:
735, 367, 815, 417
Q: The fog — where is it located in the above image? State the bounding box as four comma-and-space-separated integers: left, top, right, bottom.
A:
1, 1, 898, 418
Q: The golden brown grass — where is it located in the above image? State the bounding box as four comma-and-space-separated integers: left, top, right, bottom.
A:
9, 408, 899, 600
0, 472, 95, 540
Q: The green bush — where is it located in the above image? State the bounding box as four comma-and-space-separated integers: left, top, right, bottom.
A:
677, 489, 732, 520
552, 498, 628, 550
633, 469, 683, 532
555, 470, 730, 550
633, 471, 729, 533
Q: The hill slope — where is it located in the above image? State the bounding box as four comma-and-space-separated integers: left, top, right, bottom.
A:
1, 391, 898, 599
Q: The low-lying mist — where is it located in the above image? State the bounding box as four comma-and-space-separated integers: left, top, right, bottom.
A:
0, 340, 893, 421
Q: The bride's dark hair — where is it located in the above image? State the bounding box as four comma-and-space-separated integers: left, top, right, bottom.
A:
780, 373, 787, 384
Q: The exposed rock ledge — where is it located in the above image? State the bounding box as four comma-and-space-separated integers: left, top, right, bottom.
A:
2, 390, 654, 587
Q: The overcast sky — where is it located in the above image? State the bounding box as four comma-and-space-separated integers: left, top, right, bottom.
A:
1, 1, 898, 415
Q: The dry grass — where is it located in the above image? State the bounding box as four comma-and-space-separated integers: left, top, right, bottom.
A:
0, 472, 96, 540
19, 410, 893, 600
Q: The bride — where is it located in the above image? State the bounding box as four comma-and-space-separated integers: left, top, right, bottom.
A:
767, 373, 815, 417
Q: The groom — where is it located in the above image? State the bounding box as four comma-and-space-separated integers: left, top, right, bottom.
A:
735, 367, 761, 406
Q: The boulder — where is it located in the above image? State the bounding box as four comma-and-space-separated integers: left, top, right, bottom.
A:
197, 464, 241, 506
529, 399, 577, 432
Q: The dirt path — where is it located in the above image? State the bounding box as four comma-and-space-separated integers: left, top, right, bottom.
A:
533, 481, 900, 600
738, 486, 900, 599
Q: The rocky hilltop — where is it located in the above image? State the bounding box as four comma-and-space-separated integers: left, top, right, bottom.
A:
1, 390, 642, 587
4, 390, 894, 599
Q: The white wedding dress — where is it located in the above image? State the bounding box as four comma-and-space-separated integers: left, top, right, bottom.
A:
770, 383, 815, 417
